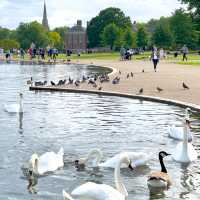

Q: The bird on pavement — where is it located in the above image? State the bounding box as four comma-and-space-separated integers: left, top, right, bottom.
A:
156, 87, 163, 92
138, 88, 143, 95
142, 69, 145, 73
51, 81, 56, 86
98, 87, 102, 91
183, 82, 189, 90
131, 72, 134, 77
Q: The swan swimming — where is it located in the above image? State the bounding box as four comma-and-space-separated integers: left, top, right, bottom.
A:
168, 108, 193, 142
172, 119, 197, 163
29, 147, 64, 175
4, 93, 23, 113
75, 149, 149, 169
63, 153, 133, 200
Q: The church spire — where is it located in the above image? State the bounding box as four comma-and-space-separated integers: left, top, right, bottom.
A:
42, 1, 49, 31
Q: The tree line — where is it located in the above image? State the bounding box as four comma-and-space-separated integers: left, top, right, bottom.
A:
0, 0, 199, 51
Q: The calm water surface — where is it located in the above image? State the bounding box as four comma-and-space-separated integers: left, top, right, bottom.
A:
0, 63, 200, 200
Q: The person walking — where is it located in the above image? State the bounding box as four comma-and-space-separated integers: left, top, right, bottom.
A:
181, 44, 189, 61
151, 46, 160, 72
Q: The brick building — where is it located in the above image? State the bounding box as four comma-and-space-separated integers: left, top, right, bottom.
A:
65, 20, 87, 52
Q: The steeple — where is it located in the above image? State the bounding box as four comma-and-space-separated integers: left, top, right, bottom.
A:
42, 1, 49, 31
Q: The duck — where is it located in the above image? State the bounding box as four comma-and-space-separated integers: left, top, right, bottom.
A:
63, 154, 133, 200
75, 149, 149, 169
4, 93, 23, 113
147, 151, 171, 189
168, 108, 193, 142
29, 147, 64, 175
172, 119, 197, 163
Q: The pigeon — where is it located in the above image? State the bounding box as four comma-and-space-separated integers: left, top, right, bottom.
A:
93, 83, 97, 88
119, 70, 121, 75
131, 72, 134, 77
156, 87, 163, 92
98, 87, 102, 91
127, 73, 130, 79
183, 82, 189, 89
138, 88, 143, 95
51, 81, 56, 86
75, 81, 80, 87
142, 69, 145, 73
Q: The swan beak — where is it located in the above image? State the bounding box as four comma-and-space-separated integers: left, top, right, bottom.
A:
167, 153, 171, 156
128, 164, 134, 171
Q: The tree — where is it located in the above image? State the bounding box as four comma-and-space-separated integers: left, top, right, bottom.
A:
0, 39, 20, 50
16, 21, 49, 49
136, 26, 148, 47
48, 32, 62, 49
123, 29, 135, 48
87, 7, 132, 48
101, 23, 120, 50
152, 19, 173, 48
53, 26, 68, 49
170, 9, 198, 48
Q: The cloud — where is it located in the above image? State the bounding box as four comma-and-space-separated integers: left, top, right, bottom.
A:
0, 0, 185, 29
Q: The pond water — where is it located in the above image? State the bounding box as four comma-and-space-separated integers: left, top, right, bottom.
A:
0, 63, 200, 200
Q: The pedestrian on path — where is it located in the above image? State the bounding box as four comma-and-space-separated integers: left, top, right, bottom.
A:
151, 46, 160, 72
181, 44, 189, 61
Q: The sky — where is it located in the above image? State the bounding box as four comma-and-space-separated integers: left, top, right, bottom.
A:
0, 0, 185, 30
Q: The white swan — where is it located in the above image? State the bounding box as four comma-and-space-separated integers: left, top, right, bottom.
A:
168, 108, 193, 142
63, 153, 133, 200
4, 93, 23, 113
75, 149, 149, 169
29, 147, 64, 175
172, 119, 197, 163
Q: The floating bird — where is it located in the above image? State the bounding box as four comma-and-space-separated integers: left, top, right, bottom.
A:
51, 81, 56, 86
138, 88, 143, 95
183, 82, 189, 90
27, 77, 33, 85
147, 151, 171, 189
27, 170, 38, 194
168, 108, 193, 142
172, 119, 197, 163
156, 87, 163, 93
28, 147, 64, 175
4, 93, 23, 113
63, 154, 133, 200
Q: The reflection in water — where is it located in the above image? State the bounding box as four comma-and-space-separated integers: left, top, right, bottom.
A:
19, 112, 23, 131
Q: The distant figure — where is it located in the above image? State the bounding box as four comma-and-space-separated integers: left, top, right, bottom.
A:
181, 44, 189, 61
159, 48, 165, 59
120, 47, 126, 61
151, 46, 160, 72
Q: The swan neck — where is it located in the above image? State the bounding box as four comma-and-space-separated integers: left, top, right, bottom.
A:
114, 159, 126, 196
183, 123, 189, 152
159, 155, 167, 173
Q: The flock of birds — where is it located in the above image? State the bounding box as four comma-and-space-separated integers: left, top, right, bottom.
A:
3, 96, 198, 199
29, 69, 191, 96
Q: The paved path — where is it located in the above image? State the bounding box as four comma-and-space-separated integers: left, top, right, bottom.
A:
60, 59, 200, 106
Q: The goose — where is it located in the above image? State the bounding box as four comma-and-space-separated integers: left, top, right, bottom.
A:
4, 93, 23, 113
29, 147, 64, 175
172, 119, 197, 163
75, 149, 149, 169
147, 151, 171, 189
168, 108, 192, 142
63, 154, 133, 200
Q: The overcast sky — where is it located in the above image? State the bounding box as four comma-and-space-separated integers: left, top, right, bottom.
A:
0, 0, 185, 29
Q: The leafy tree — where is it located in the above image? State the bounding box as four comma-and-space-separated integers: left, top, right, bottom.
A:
0, 39, 20, 50
123, 29, 135, 48
16, 21, 49, 49
48, 32, 62, 49
152, 19, 173, 48
136, 26, 148, 47
53, 26, 68, 49
101, 23, 120, 50
170, 9, 198, 48
146, 19, 159, 33
87, 7, 132, 48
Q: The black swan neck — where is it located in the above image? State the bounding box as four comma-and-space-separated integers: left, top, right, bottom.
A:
159, 155, 167, 173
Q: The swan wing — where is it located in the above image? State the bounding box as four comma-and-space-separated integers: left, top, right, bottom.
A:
99, 154, 121, 168
4, 104, 19, 113
168, 126, 192, 142
38, 152, 61, 174
71, 182, 125, 200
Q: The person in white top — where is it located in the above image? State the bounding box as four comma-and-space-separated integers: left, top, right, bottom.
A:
151, 46, 160, 72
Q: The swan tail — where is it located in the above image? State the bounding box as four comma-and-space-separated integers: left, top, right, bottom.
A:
62, 190, 74, 200
58, 147, 64, 156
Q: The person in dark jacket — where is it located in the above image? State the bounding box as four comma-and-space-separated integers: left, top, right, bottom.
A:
151, 46, 160, 72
